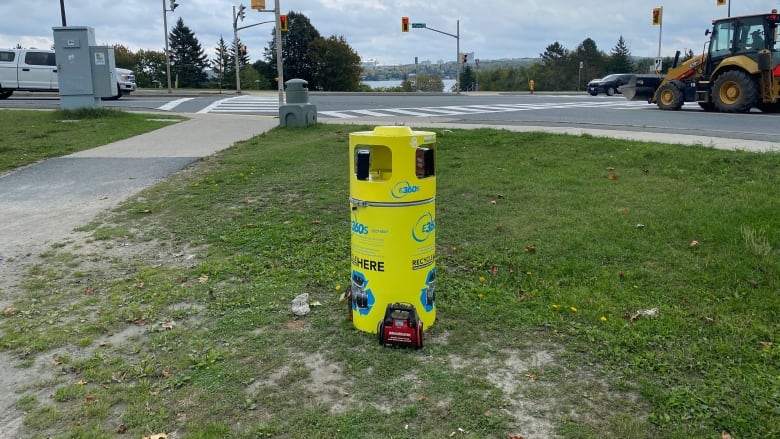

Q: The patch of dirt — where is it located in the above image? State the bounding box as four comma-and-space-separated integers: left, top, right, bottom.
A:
0, 227, 203, 439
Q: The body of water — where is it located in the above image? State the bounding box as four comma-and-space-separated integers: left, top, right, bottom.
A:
362, 79, 457, 92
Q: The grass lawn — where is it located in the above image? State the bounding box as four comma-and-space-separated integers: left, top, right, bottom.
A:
1, 123, 778, 438
0, 109, 184, 173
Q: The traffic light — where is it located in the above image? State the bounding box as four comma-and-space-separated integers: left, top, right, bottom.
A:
461, 53, 468, 64
238, 4, 246, 21
401, 16, 409, 33
240, 45, 247, 57
169, 0, 178, 11
716, 0, 727, 6
251, 0, 265, 10
280, 14, 288, 32
652, 7, 662, 26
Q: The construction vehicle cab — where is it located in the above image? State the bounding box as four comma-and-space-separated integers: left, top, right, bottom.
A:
624, 9, 780, 112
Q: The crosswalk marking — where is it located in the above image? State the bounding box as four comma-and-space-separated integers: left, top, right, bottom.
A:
197, 95, 279, 114
169, 94, 652, 117
318, 100, 651, 119
157, 97, 194, 111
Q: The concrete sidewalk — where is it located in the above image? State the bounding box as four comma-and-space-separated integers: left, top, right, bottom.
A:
0, 113, 279, 260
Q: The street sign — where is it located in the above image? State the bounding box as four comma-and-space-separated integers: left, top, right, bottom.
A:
654, 57, 663, 72
411, 23, 426, 28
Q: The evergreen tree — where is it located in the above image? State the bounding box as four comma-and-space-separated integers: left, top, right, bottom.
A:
459, 65, 476, 91
608, 36, 634, 73
265, 11, 321, 88
539, 42, 570, 90
169, 17, 209, 88
308, 36, 362, 91
212, 36, 230, 90
573, 38, 605, 86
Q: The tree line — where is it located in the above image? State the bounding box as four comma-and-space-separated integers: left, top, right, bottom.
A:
109, 14, 684, 93
113, 12, 362, 92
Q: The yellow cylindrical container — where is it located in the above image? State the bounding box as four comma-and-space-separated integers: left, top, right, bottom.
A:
349, 126, 437, 333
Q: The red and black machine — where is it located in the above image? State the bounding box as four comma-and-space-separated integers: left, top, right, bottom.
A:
377, 302, 423, 349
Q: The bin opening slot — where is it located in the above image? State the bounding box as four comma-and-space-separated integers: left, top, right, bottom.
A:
354, 145, 392, 181
416, 147, 435, 178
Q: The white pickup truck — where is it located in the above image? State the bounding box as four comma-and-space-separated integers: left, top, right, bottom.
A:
0, 48, 136, 100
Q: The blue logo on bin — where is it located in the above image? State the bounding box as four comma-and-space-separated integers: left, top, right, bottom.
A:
391, 181, 421, 199
412, 212, 435, 243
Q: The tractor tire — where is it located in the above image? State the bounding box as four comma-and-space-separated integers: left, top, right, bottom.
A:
712, 70, 759, 113
656, 82, 684, 111
606, 86, 616, 96
0, 89, 13, 99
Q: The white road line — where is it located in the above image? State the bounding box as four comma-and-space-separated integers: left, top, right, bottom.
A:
318, 111, 358, 118
157, 98, 195, 111
197, 97, 240, 113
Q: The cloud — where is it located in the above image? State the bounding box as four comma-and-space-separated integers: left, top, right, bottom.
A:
1, 0, 776, 65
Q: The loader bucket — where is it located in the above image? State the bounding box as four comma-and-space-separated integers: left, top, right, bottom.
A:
621, 75, 664, 101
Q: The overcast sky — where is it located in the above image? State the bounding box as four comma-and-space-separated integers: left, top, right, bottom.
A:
2, 0, 779, 65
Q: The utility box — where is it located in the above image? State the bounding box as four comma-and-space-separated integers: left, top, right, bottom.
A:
52, 26, 117, 110
349, 126, 437, 334
279, 78, 317, 127
89, 46, 117, 98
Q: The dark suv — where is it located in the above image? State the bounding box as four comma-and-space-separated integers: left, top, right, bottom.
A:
586, 74, 633, 96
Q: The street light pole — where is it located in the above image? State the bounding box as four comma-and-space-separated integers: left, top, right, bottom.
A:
233, 5, 241, 93
275, 0, 285, 105
456, 19, 460, 94
59, 0, 67, 26
162, 0, 172, 93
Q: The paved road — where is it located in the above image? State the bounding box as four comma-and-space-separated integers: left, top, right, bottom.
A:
5, 91, 779, 143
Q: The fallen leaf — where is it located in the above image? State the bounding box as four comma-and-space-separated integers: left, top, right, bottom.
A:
83, 286, 97, 295
509, 435, 526, 439
628, 308, 659, 322
115, 423, 128, 434
489, 200, 497, 205
160, 320, 176, 330
489, 266, 498, 276
138, 209, 152, 214
135, 282, 145, 289
525, 374, 538, 382
721, 432, 733, 439
84, 394, 96, 404
141, 434, 168, 439
77, 380, 88, 386
688, 240, 700, 248
2, 307, 19, 316
312, 219, 322, 224
111, 372, 126, 383
607, 173, 619, 180
636, 223, 646, 228
50, 358, 61, 366
524, 245, 536, 254
759, 341, 773, 350
198, 274, 209, 283
162, 369, 172, 378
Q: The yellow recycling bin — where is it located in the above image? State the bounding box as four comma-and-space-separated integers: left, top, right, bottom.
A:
349, 126, 437, 333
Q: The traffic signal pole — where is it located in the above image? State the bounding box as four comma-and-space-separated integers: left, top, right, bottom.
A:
274, 0, 284, 105
415, 20, 461, 93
